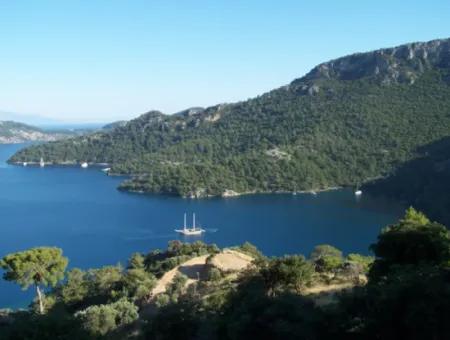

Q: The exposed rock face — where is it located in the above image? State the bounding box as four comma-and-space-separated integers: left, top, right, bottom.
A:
174, 107, 205, 117
186, 188, 207, 198
221, 189, 240, 197
293, 38, 450, 92
265, 148, 291, 161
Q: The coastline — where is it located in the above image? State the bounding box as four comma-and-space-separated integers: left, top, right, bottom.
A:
120, 184, 343, 199
8, 161, 343, 199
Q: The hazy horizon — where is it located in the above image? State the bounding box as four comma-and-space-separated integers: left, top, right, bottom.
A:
1, 1, 449, 123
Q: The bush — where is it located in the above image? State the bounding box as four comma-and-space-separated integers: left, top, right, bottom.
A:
261, 255, 314, 295
59, 268, 89, 306
75, 299, 138, 336
155, 294, 170, 308
314, 255, 343, 273
207, 267, 223, 282
87, 265, 123, 297
123, 268, 157, 301
346, 253, 374, 273
239, 242, 264, 260
310, 244, 343, 261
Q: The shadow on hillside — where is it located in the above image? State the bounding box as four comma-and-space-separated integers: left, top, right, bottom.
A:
178, 263, 207, 280
363, 136, 450, 226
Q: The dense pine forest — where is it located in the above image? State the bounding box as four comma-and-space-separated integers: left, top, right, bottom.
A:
0, 208, 449, 339
9, 39, 450, 210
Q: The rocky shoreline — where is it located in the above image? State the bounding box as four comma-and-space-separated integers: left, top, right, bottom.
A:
9, 161, 343, 199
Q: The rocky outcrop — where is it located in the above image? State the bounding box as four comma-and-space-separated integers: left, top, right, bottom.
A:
221, 189, 240, 197
293, 38, 450, 91
186, 188, 207, 199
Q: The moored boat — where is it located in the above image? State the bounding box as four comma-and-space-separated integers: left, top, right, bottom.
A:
175, 213, 205, 236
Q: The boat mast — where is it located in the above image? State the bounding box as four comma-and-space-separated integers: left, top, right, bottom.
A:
184, 213, 187, 231
193, 213, 196, 229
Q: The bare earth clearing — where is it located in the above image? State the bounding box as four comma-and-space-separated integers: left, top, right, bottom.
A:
150, 249, 254, 298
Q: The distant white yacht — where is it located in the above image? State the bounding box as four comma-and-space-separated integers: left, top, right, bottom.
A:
355, 190, 363, 196
81, 162, 88, 168
175, 213, 205, 236
39, 158, 45, 167
22, 162, 27, 167
101, 167, 111, 173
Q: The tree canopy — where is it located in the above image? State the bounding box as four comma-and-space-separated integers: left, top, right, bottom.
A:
1, 211, 450, 339
0, 247, 68, 314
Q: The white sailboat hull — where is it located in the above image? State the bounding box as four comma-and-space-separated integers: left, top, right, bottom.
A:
174, 228, 205, 236
175, 212, 206, 235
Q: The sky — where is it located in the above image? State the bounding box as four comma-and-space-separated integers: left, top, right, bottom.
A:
0, 1, 449, 123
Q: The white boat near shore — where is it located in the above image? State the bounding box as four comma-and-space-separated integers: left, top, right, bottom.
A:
81, 162, 88, 168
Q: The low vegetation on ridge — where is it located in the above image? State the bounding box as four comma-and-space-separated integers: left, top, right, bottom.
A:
1, 208, 450, 339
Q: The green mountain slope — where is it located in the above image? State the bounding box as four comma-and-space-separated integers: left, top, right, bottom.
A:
364, 136, 450, 225
9, 38, 450, 197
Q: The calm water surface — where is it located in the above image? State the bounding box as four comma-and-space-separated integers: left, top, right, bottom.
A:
0, 143, 404, 308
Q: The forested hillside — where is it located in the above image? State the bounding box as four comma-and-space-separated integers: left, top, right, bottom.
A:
364, 136, 450, 225
9, 38, 450, 198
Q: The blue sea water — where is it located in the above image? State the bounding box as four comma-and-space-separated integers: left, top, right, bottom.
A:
0, 143, 404, 308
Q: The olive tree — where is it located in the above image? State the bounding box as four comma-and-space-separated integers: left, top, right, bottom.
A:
0, 247, 68, 314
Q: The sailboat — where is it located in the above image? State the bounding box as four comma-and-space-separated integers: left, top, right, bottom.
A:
39, 158, 45, 167
175, 213, 205, 236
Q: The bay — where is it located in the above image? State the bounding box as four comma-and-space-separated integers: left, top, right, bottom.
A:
0, 143, 404, 308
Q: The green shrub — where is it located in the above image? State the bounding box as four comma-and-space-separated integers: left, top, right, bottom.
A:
75, 299, 138, 336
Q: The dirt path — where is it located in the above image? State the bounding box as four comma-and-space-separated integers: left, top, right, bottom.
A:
151, 255, 209, 297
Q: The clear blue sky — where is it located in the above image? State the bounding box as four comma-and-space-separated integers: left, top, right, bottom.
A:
0, 1, 449, 122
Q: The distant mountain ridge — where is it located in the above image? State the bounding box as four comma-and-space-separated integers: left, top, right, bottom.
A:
0, 111, 60, 126
0, 121, 75, 144
9, 38, 450, 204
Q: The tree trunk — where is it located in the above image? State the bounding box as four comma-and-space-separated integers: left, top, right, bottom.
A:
36, 285, 44, 314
